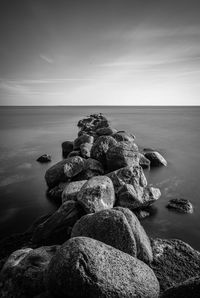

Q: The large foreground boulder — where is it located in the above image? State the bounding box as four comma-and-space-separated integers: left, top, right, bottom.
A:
0, 245, 59, 298
77, 176, 115, 213
144, 151, 167, 167
46, 237, 160, 298
71, 209, 137, 257
45, 159, 68, 188
151, 238, 200, 293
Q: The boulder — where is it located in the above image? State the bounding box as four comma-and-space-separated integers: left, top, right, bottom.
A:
80, 142, 93, 158
64, 156, 85, 178
0, 245, 59, 298
144, 151, 167, 167
138, 153, 151, 169
166, 198, 193, 213
37, 154, 51, 163
77, 114, 109, 136
67, 150, 81, 158
73, 134, 94, 150
96, 127, 117, 136
112, 131, 135, 142
71, 209, 137, 257
62, 180, 87, 203
47, 182, 67, 204
77, 176, 115, 213
106, 141, 139, 171
151, 238, 200, 293
61, 141, 73, 158
161, 276, 200, 298
70, 158, 104, 181
45, 159, 68, 188
46, 237, 160, 298
90, 135, 117, 168
31, 201, 84, 246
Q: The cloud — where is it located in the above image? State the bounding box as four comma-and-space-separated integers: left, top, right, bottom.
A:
39, 54, 54, 64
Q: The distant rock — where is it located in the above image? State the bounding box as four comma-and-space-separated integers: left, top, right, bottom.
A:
71, 208, 137, 257
96, 126, 117, 136
138, 153, 151, 169
45, 159, 68, 188
166, 198, 193, 213
37, 154, 51, 163
61, 141, 73, 158
112, 131, 135, 143
0, 245, 59, 298
46, 237, 160, 298
64, 156, 85, 178
62, 180, 87, 203
144, 151, 167, 167
77, 176, 115, 213
77, 113, 109, 136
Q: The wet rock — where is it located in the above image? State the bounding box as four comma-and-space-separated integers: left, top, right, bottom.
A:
47, 182, 67, 204
112, 131, 135, 142
45, 159, 68, 188
71, 209, 137, 257
139, 153, 151, 169
73, 134, 94, 150
96, 127, 117, 136
62, 180, 87, 203
166, 198, 193, 213
61, 141, 73, 158
144, 151, 167, 167
31, 201, 84, 246
90, 135, 117, 168
46, 237, 160, 298
64, 156, 85, 178
0, 245, 59, 298
77, 176, 115, 213
161, 276, 200, 298
151, 238, 200, 293
37, 154, 51, 163
80, 142, 93, 158
67, 150, 81, 158
106, 141, 139, 171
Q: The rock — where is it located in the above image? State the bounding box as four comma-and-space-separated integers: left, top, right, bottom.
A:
77, 176, 115, 213
112, 131, 135, 142
114, 207, 153, 263
0, 245, 59, 298
143, 148, 156, 152
73, 134, 94, 150
135, 210, 150, 219
47, 182, 67, 204
46, 237, 160, 298
96, 127, 117, 136
37, 154, 51, 163
166, 198, 193, 213
138, 153, 151, 169
31, 201, 84, 246
67, 150, 81, 157
77, 114, 109, 136
151, 238, 200, 293
144, 151, 167, 167
80, 142, 93, 158
64, 156, 85, 178
62, 180, 87, 203
106, 141, 139, 171
70, 158, 104, 181
61, 141, 73, 158
90, 135, 117, 168
161, 276, 200, 298
45, 159, 68, 188
71, 209, 137, 257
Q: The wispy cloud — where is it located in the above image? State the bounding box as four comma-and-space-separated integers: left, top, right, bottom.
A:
39, 54, 54, 64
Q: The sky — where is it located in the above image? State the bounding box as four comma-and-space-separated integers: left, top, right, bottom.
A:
0, 0, 200, 105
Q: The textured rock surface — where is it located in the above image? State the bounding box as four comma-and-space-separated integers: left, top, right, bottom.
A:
61, 141, 73, 158
80, 142, 93, 158
47, 182, 67, 204
96, 127, 117, 136
77, 176, 115, 213
45, 159, 68, 188
150, 238, 200, 293
37, 154, 51, 163
64, 156, 85, 178
166, 198, 193, 213
71, 209, 137, 257
73, 134, 94, 150
138, 153, 151, 168
0, 245, 59, 298
112, 131, 135, 143
62, 180, 87, 203
144, 151, 167, 166
46, 237, 160, 298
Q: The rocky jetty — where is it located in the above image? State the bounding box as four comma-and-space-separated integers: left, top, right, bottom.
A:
0, 112, 198, 298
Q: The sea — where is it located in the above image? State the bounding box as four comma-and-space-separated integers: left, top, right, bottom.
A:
0, 106, 200, 250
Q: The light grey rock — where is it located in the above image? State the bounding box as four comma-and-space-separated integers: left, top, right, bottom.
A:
64, 156, 85, 178
62, 180, 87, 203
144, 151, 167, 167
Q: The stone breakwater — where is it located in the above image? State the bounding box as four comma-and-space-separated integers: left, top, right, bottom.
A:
0, 113, 199, 298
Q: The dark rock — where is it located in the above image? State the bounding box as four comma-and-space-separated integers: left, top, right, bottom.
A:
61, 141, 73, 158
144, 151, 167, 166
80, 142, 93, 158
31, 201, 84, 246
37, 154, 51, 163
112, 131, 135, 142
45, 159, 68, 188
96, 127, 117, 136
73, 134, 94, 150
47, 182, 67, 204
77, 114, 109, 136
62, 180, 87, 203
90, 135, 117, 168
150, 238, 200, 293
71, 209, 137, 257
64, 156, 85, 178
166, 198, 193, 213
161, 276, 200, 298
106, 141, 139, 171
77, 176, 115, 213
0, 245, 59, 298
114, 207, 153, 263
139, 153, 151, 169
70, 158, 104, 181
143, 148, 156, 152
67, 150, 81, 157
46, 237, 160, 298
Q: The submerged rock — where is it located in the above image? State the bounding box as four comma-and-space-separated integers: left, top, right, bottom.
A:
77, 176, 115, 213
62, 180, 87, 203
46, 237, 160, 298
144, 151, 167, 167
166, 198, 193, 213
0, 245, 59, 298
37, 154, 51, 163
45, 159, 68, 188
61, 141, 73, 158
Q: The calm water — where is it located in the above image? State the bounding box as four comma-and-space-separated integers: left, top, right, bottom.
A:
0, 106, 200, 250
